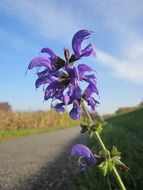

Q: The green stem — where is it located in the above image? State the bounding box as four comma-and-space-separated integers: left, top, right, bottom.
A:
94, 131, 106, 150
112, 167, 126, 190
81, 103, 126, 190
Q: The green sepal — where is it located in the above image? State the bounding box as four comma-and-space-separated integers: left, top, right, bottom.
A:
99, 149, 110, 159
98, 147, 122, 176
88, 120, 108, 135
107, 160, 116, 172
98, 159, 117, 176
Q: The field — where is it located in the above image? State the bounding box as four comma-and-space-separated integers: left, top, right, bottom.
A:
76, 108, 143, 190
0, 109, 80, 141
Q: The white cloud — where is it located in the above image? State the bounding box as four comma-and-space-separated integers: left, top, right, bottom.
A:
97, 42, 143, 84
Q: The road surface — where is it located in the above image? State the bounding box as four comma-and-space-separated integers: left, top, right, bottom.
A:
0, 127, 86, 190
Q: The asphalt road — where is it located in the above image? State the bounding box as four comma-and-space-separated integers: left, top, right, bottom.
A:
0, 127, 86, 190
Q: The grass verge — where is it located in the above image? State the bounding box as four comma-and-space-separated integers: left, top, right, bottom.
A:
0, 125, 77, 142
74, 108, 143, 190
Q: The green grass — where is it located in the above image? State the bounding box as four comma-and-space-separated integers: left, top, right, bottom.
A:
76, 108, 143, 190
0, 125, 76, 142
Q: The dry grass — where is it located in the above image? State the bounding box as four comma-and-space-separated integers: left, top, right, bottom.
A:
0, 109, 80, 132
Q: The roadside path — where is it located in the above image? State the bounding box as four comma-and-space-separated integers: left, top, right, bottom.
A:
0, 127, 86, 190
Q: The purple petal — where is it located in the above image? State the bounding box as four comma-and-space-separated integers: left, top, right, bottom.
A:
84, 83, 99, 98
54, 91, 64, 101
35, 76, 54, 88
52, 70, 61, 78
83, 74, 97, 85
91, 83, 99, 95
66, 66, 79, 84
37, 69, 61, 79
78, 64, 92, 71
54, 103, 65, 113
81, 44, 96, 57
44, 81, 65, 100
70, 144, 96, 166
69, 106, 80, 120
87, 97, 99, 111
68, 85, 82, 102
77, 64, 97, 83
28, 56, 52, 70
73, 67, 80, 81
78, 64, 93, 75
73, 86, 82, 100
72, 29, 93, 58
84, 74, 96, 80
41, 48, 57, 58
78, 64, 94, 80
37, 69, 49, 78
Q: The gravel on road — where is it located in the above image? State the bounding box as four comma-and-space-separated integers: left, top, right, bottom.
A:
0, 127, 86, 190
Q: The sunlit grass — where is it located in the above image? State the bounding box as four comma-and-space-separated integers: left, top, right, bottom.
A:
0, 125, 77, 142
75, 108, 143, 190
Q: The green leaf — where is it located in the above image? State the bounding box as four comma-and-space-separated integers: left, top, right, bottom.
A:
111, 146, 121, 157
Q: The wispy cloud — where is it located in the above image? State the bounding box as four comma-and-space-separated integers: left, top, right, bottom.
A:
0, 0, 80, 42
81, 0, 143, 84
97, 42, 143, 84
1, 0, 143, 85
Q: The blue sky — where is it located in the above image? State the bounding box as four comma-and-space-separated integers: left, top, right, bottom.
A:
0, 0, 143, 114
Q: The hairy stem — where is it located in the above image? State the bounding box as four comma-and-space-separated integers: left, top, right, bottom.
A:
81, 103, 126, 190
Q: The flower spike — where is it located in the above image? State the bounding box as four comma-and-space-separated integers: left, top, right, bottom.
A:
27, 29, 98, 119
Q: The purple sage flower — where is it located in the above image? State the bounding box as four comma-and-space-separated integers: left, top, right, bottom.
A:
27, 29, 99, 119
52, 64, 99, 119
72, 30, 96, 59
70, 144, 97, 174
51, 64, 99, 119
27, 48, 65, 83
